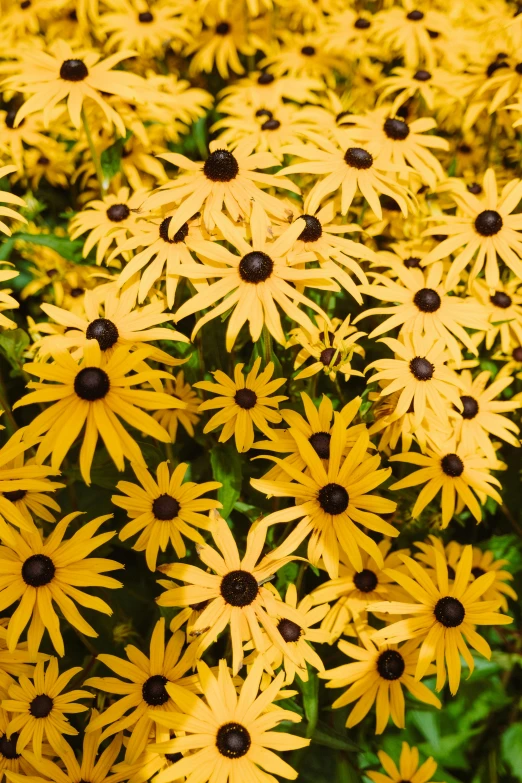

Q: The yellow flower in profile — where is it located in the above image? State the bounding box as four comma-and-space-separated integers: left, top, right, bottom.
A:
148, 657, 310, 783
5, 41, 146, 136
423, 168, 522, 290
99, 0, 192, 56
389, 440, 503, 527
321, 630, 440, 734
153, 371, 201, 442
0, 512, 122, 656
3, 657, 92, 757
0, 618, 41, 692
289, 315, 366, 381
157, 511, 302, 675
14, 342, 185, 484
0, 165, 26, 236
252, 413, 397, 578
196, 358, 287, 453
0, 429, 63, 531
0, 704, 42, 781
112, 460, 221, 569
370, 546, 512, 694
0, 265, 20, 331
367, 742, 443, 783
85, 618, 196, 764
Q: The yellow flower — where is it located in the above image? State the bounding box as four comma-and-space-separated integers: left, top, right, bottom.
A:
289, 315, 366, 381
0, 166, 26, 237
0, 512, 122, 656
472, 277, 522, 354
367, 742, 444, 783
99, 0, 192, 56
196, 358, 287, 453
112, 459, 221, 569
152, 371, 201, 441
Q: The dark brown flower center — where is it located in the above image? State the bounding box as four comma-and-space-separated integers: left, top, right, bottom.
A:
403, 256, 421, 268
0, 733, 20, 760
301, 45, 316, 56
460, 395, 479, 419
142, 675, 169, 706
3, 489, 27, 501
512, 346, 522, 362
22, 554, 55, 587
318, 483, 349, 514
71, 287, 84, 297
414, 69, 431, 81
377, 650, 405, 680
216, 723, 251, 758
106, 203, 130, 222
467, 182, 482, 194
344, 147, 373, 169
215, 21, 230, 35
407, 9, 424, 20
413, 287, 441, 312
490, 291, 511, 308
238, 251, 274, 283
409, 356, 434, 380
159, 217, 189, 244
320, 347, 341, 366
278, 618, 302, 642
60, 59, 89, 81
74, 367, 110, 401
21, 0, 31, 8
298, 214, 322, 242
86, 318, 119, 351
441, 453, 464, 477
255, 109, 272, 119
474, 210, 503, 236
354, 17, 371, 28
30, 694, 53, 718
434, 596, 465, 627
138, 10, 153, 22
152, 494, 180, 520
234, 388, 257, 409
384, 117, 410, 140
258, 72, 275, 85
203, 149, 239, 182
220, 570, 259, 606
261, 118, 280, 130
309, 431, 331, 459
354, 568, 378, 593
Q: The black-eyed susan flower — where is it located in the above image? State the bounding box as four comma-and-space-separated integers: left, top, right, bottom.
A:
311, 541, 409, 639
289, 315, 366, 381
99, 0, 192, 56
377, 66, 460, 115
389, 440, 503, 527
152, 371, 201, 442
195, 358, 287, 453
423, 168, 522, 290
373, 5, 449, 69
0, 619, 40, 692
85, 618, 196, 764
0, 704, 41, 781
370, 546, 512, 694
259, 34, 346, 88
147, 657, 309, 783
252, 413, 397, 578
0, 165, 26, 237
141, 140, 300, 237
3, 657, 92, 757
280, 138, 412, 219
14, 342, 185, 484
112, 459, 221, 569
0, 429, 63, 531
0, 512, 122, 656
157, 511, 302, 675
450, 369, 520, 461
321, 629, 440, 733
365, 335, 463, 427
472, 278, 522, 354
367, 742, 443, 783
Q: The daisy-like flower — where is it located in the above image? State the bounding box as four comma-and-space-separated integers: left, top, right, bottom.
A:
365, 334, 464, 427
321, 630, 441, 733
0, 512, 122, 656
252, 413, 398, 578
472, 278, 522, 353
373, 5, 449, 69
68, 188, 145, 265
355, 262, 488, 364
152, 371, 201, 442
389, 440, 503, 527
141, 140, 301, 237
0, 429, 63, 532
195, 358, 287, 453
253, 393, 366, 481
0, 165, 26, 237
338, 107, 448, 188
370, 546, 513, 694
0, 704, 41, 781
450, 369, 520, 461
99, 0, 192, 56
148, 656, 309, 783
259, 35, 346, 88
245, 583, 331, 685
289, 315, 366, 381
111, 215, 208, 308
5, 41, 147, 136
3, 657, 92, 757
0, 110, 54, 172
377, 66, 461, 115
423, 168, 522, 290
0, 267, 20, 331
0, 619, 40, 691
157, 511, 302, 675
311, 541, 409, 639
38, 281, 188, 364
279, 137, 412, 219
14, 341, 185, 484
85, 618, 196, 764
112, 460, 221, 570
21, 145, 75, 191
367, 742, 443, 783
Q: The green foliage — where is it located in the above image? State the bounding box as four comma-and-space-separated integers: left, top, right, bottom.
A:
210, 442, 243, 519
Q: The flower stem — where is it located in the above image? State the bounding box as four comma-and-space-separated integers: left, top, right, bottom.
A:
262, 324, 273, 367
81, 107, 106, 194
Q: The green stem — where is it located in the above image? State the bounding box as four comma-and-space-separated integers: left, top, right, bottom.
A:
262, 324, 273, 367
81, 108, 106, 194
0, 376, 18, 434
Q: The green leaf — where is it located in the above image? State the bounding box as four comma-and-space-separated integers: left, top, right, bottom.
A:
210, 443, 242, 519
0, 328, 29, 374
100, 130, 132, 183
13, 232, 84, 262
0, 237, 15, 261
501, 723, 522, 780
298, 667, 319, 737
